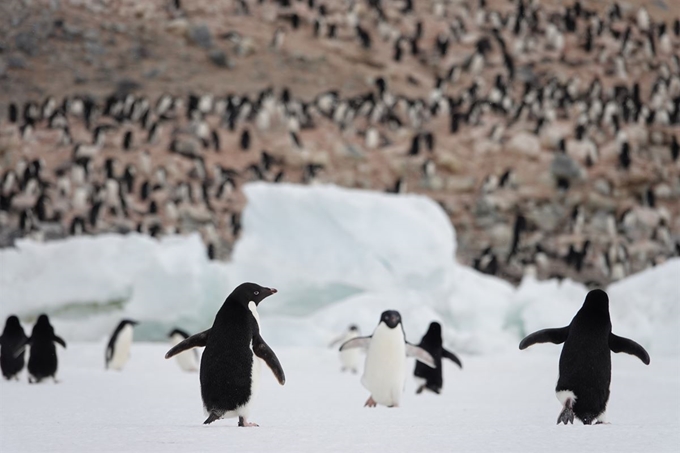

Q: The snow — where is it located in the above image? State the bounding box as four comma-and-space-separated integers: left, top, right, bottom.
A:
0, 182, 678, 357
0, 343, 678, 453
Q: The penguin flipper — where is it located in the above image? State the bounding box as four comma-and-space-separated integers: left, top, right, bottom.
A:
54, 335, 66, 348
13, 337, 30, 358
338, 336, 371, 351
406, 343, 436, 368
165, 329, 210, 359
609, 333, 650, 365
519, 326, 570, 350
442, 348, 463, 369
253, 333, 285, 385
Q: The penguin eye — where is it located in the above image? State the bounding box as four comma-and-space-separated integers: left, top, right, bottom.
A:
254, 291, 259, 295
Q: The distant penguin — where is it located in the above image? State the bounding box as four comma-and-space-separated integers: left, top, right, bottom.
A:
105, 319, 138, 371
26, 314, 66, 383
340, 310, 435, 408
0, 315, 28, 380
329, 325, 362, 373
519, 289, 650, 425
168, 328, 200, 372
165, 283, 285, 427
240, 129, 251, 151
413, 322, 462, 394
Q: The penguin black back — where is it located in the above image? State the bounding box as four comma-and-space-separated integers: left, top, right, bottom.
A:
0, 315, 28, 380
519, 289, 650, 424
414, 322, 462, 394
27, 314, 66, 383
557, 290, 613, 423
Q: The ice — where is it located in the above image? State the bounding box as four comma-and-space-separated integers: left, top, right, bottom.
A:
0, 183, 678, 356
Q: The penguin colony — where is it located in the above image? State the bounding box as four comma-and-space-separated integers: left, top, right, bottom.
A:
2, 1, 679, 289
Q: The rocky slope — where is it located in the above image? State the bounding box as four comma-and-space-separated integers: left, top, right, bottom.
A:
1, 0, 679, 287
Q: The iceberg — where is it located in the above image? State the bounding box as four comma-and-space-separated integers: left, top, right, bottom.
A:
0, 182, 677, 355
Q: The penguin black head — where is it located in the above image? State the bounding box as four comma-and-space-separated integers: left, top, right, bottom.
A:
425, 321, 442, 337
230, 282, 277, 307
380, 310, 402, 329
581, 289, 609, 315
32, 314, 54, 336
2, 315, 23, 335
119, 319, 139, 327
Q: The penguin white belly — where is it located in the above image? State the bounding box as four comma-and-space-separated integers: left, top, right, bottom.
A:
234, 301, 263, 417
170, 334, 199, 372
361, 326, 406, 407
340, 348, 362, 372
109, 325, 134, 371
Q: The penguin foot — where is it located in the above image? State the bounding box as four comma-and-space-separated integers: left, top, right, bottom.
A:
416, 385, 425, 394
238, 417, 259, 427
364, 396, 377, 408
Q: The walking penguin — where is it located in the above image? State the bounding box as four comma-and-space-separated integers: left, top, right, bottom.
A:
519, 289, 650, 424
165, 283, 285, 427
413, 321, 462, 394
26, 314, 67, 383
0, 315, 28, 380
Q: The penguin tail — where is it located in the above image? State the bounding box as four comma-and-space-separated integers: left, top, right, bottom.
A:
203, 412, 221, 425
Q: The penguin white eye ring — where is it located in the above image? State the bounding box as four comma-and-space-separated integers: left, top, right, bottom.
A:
254, 291, 259, 295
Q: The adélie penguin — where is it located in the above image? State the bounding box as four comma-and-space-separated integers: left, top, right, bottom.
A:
519, 289, 650, 425
165, 283, 285, 427
26, 314, 67, 383
340, 310, 435, 408
0, 315, 28, 380
413, 321, 462, 394
168, 328, 200, 372
328, 324, 362, 373
105, 319, 138, 371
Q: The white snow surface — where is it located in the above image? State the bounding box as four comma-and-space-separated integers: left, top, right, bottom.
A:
0, 343, 678, 453
0, 182, 678, 356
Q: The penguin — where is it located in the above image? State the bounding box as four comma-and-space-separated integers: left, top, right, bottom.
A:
165, 283, 285, 427
105, 319, 138, 371
26, 314, 66, 383
240, 129, 251, 151
339, 310, 435, 408
328, 325, 362, 373
0, 315, 28, 380
168, 328, 200, 372
413, 322, 462, 395
519, 289, 650, 425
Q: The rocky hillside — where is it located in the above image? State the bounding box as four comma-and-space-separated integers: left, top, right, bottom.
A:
1, 0, 679, 288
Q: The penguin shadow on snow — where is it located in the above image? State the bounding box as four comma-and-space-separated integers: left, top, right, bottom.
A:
339, 310, 436, 408
519, 289, 650, 425
164, 282, 285, 428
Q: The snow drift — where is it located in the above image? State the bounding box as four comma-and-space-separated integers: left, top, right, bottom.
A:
0, 183, 677, 355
